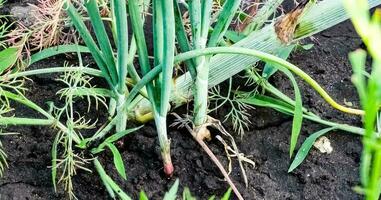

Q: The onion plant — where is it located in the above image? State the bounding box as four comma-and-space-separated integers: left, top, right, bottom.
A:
65, 0, 129, 131
67, 0, 177, 177
179, 0, 243, 138
345, 0, 381, 199
127, 0, 176, 175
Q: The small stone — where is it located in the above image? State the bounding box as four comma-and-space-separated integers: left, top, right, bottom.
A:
313, 136, 333, 154
10, 5, 38, 27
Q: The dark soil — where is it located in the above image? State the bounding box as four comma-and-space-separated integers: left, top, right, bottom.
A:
0, 3, 365, 200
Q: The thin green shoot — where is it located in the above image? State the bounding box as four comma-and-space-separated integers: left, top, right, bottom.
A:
345, 1, 381, 199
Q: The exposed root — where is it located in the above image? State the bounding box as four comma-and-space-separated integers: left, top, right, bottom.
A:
206, 116, 255, 188
216, 135, 255, 187
171, 113, 245, 200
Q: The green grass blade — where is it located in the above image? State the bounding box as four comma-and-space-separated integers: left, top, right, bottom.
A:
240, 94, 295, 115
91, 125, 142, 154
106, 143, 127, 180
96, 163, 116, 199
288, 127, 336, 172
5, 67, 103, 80
163, 179, 179, 200
282, 69, 303, 157
105, 126, 142, 144
1, 91, 81, 144
240, 94, 366, 136
88, 116, 119, 144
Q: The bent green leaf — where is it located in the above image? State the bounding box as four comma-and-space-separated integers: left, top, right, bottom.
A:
107, 143, 127, 180
282, 69, 303, 158
288, 127, 336, 172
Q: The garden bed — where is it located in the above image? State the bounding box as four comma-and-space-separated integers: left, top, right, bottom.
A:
0, 3, 364, 198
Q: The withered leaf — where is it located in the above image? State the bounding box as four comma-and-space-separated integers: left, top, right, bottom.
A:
274, 0, 310, 44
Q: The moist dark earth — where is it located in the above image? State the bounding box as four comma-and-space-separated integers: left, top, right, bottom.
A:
0, 3, 366, 200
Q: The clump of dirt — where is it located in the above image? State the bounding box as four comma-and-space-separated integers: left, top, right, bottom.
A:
0, 4, 364, 200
